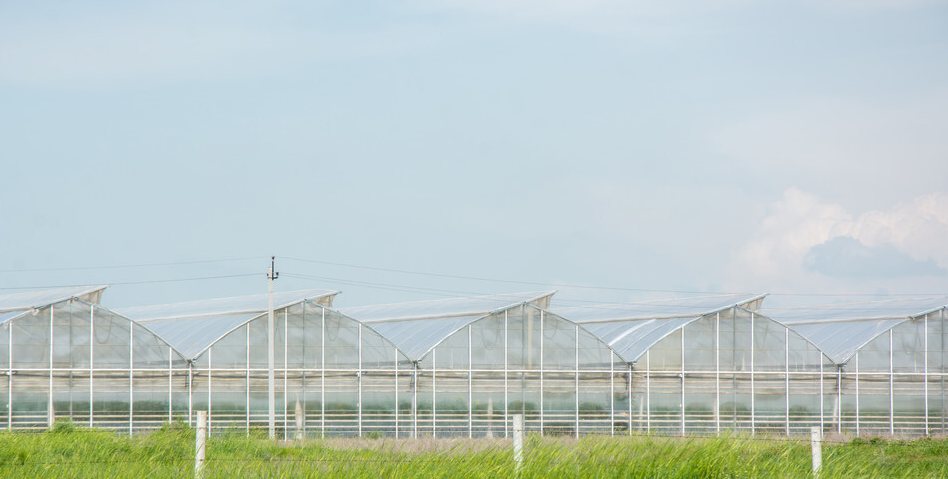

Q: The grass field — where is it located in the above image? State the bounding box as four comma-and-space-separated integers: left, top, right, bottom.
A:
1, 421, 946, 478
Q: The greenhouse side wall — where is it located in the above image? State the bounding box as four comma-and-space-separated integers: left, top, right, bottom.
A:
191, 301, 412, 439
414, 305, 623, 439
836, 308, 948, 437
1, 299, 188, 433
629, 308, 836, 436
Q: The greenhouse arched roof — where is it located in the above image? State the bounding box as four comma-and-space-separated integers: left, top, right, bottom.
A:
117, 289, 339, 360
766, 297, 948, 365
339, 291, 555, 361
0, 285, 107, 324
555, 294, 766, 362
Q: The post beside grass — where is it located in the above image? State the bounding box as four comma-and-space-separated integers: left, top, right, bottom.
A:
513, 414, 524, 474
195, 411, 207, 479
811, 426, 822, 477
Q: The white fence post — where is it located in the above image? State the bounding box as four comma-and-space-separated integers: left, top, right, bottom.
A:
513, 414, 524, 474
811, 426, 822, 477
196, 410, 207, 479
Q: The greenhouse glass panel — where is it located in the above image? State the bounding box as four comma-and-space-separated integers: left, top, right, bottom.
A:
893, 374, 926, 435
787, 372, 822, 435
471, 372, 505, 438
470, 316, 505, 370
683, 372, 715, 433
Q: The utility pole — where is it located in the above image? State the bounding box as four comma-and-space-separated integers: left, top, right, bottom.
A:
268, 256, 279, 439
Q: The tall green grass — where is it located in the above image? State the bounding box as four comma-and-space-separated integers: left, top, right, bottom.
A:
1, 421, 946, 478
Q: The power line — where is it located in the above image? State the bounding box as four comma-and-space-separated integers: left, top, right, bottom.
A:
282, 256, 946, 297
282, 257, 739, 296
0, 256, 263, 273
0, 273, 260, 291
282, 272, 487, 298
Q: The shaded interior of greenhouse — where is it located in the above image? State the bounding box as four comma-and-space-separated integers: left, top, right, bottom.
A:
1, 286, 946, 438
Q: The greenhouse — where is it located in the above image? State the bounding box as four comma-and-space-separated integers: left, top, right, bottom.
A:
767, 298, 948, 437
340, 292, 626, 438
3, 285, 948, 439
0, 286, 186, 432
558, 295, 837, 436
116, 289, 418, 438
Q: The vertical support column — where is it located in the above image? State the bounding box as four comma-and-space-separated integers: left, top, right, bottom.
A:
539, 310, 544, 436
395, 348, 399, 439
48, 306, 54, 428
627, 363, 633, 436
468, 325, 473, 438
8, 312, 14, 429
284, 310, 289, 440
855, 354, 860, 436
267, 258, 277, 440
680, 327, 685, 436
750, 312, 755, 435
207, 349, 212, 436
320, 308, 325, 438
574, 325, 579, 439
432, 349, 437, 438
836, 367, 842, 435
610, 351, 615, 436
715, 312, 720, 434
168, 347, 173, 424
358, 324, 363, 437
89, 305, 94, 428
246, 325, 250, 434
889, 329, 895, 435
819, 357, 824, 433
411, 362, 418, 439
785, 327, 790, 436
130, 323, 134, 436
504, 310, 509, 438
924, 314, 929, 435
188, 362, 193, 427
646, 350, 651, 433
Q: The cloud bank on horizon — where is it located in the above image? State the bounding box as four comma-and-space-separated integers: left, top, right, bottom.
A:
728, 189, 948, 298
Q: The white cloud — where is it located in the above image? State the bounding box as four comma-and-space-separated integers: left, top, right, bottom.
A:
728, 188, 948, 293
802, 236, 945, 277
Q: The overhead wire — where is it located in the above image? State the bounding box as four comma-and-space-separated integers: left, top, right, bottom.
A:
1, 255, 945, 300
0, 273, 260, 291
0, 256, 263, 273
282, 256, 947, 298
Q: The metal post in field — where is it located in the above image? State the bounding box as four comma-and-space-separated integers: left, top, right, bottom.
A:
267, 256, 279, 440
513, 414, 524, 474
811, 426, 822, 477
195, 411, 207, 479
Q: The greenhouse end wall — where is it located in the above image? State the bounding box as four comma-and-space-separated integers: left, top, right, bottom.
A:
835, 308, 948, 437
187, 300, 413, 439
412, 305, 625, 438
628, 307, 837, 436
0, 298, 188, 432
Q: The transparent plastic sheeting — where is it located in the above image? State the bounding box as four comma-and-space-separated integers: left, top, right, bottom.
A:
0, 285, 105, 313
766, 297, 948, 364
340, 292, 554, 361
6, 285, 948, 439
557, 294, 765, 362
117, 289, 338, 321
117, 289, 338, 360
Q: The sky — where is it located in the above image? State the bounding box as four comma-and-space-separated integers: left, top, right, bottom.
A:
1, 0, 947, 309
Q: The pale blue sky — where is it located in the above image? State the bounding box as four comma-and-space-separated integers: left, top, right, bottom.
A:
2, 0, 947, 308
